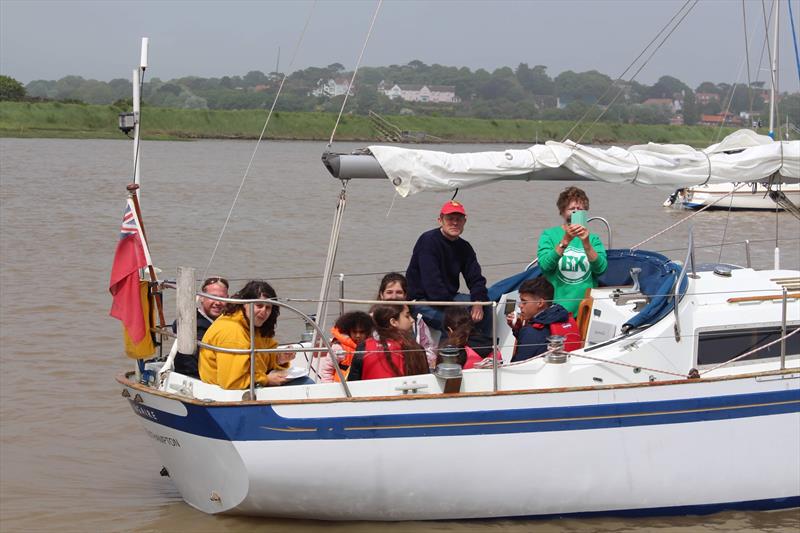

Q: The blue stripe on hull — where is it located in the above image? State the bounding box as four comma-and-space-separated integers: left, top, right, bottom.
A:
489, 495, 800, 521
128, 388, 800, 442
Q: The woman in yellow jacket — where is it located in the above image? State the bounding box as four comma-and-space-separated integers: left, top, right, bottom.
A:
199, 280, 310, 390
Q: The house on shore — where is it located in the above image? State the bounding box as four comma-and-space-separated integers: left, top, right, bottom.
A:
378, 82, 459, 103
695, 92, 720, 106
642, 97, 682, 114
311, 78, 354, 98
699, 112, 742, 126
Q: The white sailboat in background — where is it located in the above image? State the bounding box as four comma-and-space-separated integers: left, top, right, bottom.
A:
115, 1, 800, 521
665, 0, 800, 212
669, 181, 800, 210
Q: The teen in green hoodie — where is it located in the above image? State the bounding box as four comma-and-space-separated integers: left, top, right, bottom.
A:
537, 187, 607, 315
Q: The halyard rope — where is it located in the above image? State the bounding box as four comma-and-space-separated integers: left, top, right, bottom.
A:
202, 2, 317, 279
327, 0, 383, 148
564, 0, 697, 144
717, 179, 738, 264
630, 182, 747, 250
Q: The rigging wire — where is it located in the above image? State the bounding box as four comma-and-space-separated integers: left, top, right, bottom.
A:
311, 0, 382, 349
716, 0, 764, 141
742, 0, 755, 122
789, 0, 800, 83
631, 183, 747, 250
327, 0, 383, 148
714, 57, 749, 143
173, 233, 800, 286
749, 0, 773, 98
714, 2, 764, 143
202, 1, 317, 280
562, 0, 696, 144
717, 183, 737, 264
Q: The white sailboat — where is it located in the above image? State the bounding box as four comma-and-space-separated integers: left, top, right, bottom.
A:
114, 5, 800, 519
669, 181, 800, 210
118, 130, 800, 520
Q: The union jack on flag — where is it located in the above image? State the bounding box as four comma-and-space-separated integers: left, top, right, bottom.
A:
120, 200, 140, 239
116, 197, 152, 266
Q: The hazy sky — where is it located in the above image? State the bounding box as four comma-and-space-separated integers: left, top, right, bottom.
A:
2, 0, 799, 91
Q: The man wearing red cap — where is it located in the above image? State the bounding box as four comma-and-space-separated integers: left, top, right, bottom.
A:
405, 200, 489, 334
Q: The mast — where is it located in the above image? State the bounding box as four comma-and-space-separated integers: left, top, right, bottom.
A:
768, 1, 779, 140
132, 37, 149, 195
767, 2, 780, 268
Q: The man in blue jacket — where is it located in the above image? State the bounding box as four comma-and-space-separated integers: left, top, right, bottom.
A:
405, 200, 489, 333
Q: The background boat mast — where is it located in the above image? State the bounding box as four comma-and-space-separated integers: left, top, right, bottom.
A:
768, 1, 779, 140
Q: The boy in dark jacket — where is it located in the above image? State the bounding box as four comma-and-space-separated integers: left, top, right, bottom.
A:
506, 277, 580, 362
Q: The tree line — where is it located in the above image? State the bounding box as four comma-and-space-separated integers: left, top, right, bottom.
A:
4, 60, 799, 126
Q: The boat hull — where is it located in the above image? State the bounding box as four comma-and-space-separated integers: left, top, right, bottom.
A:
120, 371, 800, 520
680, 183, 800, 210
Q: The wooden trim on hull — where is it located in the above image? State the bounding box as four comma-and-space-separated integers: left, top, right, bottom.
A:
116, 368, 800, 408
728, 293, 800, 303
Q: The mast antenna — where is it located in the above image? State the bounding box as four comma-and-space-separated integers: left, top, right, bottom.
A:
134, 38, 149, 187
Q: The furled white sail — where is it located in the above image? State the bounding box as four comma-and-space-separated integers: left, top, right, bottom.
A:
369, 129, 800, 197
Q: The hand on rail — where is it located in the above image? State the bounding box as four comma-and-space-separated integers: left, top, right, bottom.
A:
471, 304, 484, 323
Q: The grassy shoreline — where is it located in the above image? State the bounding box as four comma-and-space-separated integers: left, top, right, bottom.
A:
0, 101, 751, 145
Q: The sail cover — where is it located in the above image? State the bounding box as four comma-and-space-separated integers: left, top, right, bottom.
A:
367, 129, 800, 197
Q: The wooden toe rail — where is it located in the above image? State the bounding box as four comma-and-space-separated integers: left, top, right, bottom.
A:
727, 292, 800, 304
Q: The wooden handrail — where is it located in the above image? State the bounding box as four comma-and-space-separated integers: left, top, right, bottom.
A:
727, 293, 800, 303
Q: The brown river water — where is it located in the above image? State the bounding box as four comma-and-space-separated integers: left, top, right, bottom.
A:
1, 138, 798, 532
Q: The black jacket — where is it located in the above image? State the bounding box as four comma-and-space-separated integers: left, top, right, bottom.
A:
171, 310, 213, 378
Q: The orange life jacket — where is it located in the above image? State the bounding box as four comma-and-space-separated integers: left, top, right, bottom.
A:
330, 327, 357, 382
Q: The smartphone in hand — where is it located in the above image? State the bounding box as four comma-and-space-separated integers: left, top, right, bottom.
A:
570, 210, 587, 227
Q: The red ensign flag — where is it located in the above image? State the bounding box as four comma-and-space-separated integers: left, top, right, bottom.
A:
109, 199, 150, 343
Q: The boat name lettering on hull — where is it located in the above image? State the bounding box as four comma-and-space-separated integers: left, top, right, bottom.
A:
145, 428, 181, 447
132, 403, 158, 421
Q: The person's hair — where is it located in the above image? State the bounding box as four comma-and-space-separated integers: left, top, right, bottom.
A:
223, 280, 280, 337
443, 306, 473, 349
202, 276, 229, 290
556, 186, 590, 214
376, 272, 407, 300
371, 304, 429, 376
519, 277, 554, 303
438, 306, 474, 367
334, 311, 374, 337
